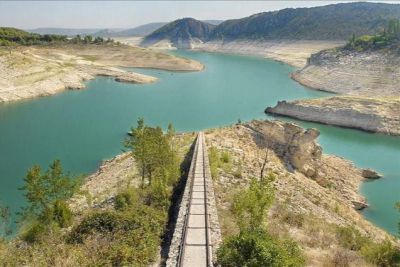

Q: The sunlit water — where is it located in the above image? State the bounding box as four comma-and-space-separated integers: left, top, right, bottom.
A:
0, 50, 398, 234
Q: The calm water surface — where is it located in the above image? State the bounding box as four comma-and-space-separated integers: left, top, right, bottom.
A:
0, 50, 398, 234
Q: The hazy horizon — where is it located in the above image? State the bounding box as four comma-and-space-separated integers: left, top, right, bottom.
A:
0, 0, 398, 30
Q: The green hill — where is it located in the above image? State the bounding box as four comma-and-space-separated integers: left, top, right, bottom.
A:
211, 2, 400, 41
142, 18, 216, 47
143, 2, 400, 46
0, 27, 68, 46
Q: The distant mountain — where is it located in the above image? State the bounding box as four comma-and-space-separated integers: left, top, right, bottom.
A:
112, 22, 167, 37
211, 2, 400, 41
202, 20, 223, 26
141, 2, 400, 48
28, 28, 105, 36
142, 18, 216, 47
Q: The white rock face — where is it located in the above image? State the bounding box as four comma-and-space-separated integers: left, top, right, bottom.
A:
292, 48, 400, 96
266, 96, 400, 136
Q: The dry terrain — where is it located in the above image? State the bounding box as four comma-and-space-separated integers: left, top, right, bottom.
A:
204, 121, 396, 266
70, 120, 396, 266
140, 38, 344, 68
293, 48, 400, 96
266, 96, 400, 135
192, 40, 344, 68
0, 44, 203, 103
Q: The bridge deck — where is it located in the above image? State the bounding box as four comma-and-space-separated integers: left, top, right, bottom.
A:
178, 132, 213, 267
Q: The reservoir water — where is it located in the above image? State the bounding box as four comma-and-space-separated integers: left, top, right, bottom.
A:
0, 50, 399, 234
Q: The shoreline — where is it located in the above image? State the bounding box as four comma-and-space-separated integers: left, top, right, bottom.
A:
266, 97, 400, 136
0, 44, 204, 103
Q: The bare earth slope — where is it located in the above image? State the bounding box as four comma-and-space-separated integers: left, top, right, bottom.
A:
0, 44, 203, 103
292, 48, 400, 96
266, 96, 400, 136
205, 121, 394, 266
69, 120, 394, 266
192, 40, 344, 68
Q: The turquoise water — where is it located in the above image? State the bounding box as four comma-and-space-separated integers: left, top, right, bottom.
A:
0, 50, 398, 235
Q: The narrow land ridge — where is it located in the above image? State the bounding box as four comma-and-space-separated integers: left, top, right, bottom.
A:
166, 132, 221, 267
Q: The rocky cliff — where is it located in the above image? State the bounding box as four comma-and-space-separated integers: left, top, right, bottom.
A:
205, 120, 393, 266
266, 96, 400, 136
292, 48, 400, 96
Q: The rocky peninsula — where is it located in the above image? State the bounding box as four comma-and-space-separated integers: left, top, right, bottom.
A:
204, 120, 395, 265
292, 48, 400, 96
69, 120, 393, 266
0, 44, 203, 103
266, 96, 400, 136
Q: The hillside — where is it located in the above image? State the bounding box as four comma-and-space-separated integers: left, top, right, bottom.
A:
211, 2, 400, 41
142, 2, 400, 49
142, 18, 216, 48
0, 27, 69, 46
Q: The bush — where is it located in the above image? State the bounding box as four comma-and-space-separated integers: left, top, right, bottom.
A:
21, 222, 47, 243
217, 229, 305, 267
52, 200, 73, 228
115, 189, 138, 211
68, 204, 166, 265
336, 226, 368, 251
209, 147, 220, 179
221, 151, 231, 163
232, 177, 275, 231
361, 240, 400, 267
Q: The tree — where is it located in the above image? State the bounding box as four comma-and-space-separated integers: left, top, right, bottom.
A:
83, 35, 93, 44
232, 175, 275, 232
125, 119, 178, 187
19, 160, 78, 226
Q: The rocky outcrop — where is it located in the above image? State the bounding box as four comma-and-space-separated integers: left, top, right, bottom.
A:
246, 120, 322, 178
266, 96, 400, 136
362, 168, 382, 179
205, 121, 392, 245
292, 48, 400, 96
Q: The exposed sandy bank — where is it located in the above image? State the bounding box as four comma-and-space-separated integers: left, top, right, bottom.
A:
0, 44, 203, 103
266, 96, 400, 136
205, 120, 395, 265
135, 38, 343, 68
292, 48, 400, 97
192, 40, 344, 68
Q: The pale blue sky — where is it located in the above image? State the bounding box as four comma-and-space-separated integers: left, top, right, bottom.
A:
0, 1, 397, 29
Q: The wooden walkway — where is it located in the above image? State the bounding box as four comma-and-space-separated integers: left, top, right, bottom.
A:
177, 132, 213, 267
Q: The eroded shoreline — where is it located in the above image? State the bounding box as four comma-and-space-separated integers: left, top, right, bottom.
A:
0, 44, 204, 103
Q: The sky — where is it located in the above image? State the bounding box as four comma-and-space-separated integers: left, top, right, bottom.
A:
0, 1, 397, 29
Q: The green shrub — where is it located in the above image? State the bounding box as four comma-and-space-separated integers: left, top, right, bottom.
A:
217, 229, 305, 267
52, 200, 73, 228
361, 240, 400, 267
68, 205, 166, 265
115, 189, 138, 210
21, 222, 47, 243
221, 151, 231, 163
209, 147, 220, 179
336, 226, 368, 251
232, 177, 275, 231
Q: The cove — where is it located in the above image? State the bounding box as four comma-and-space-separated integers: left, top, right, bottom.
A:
0, 50, 398, 235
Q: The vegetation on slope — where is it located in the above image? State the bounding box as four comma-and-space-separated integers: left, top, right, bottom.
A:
346, 19, 400, 51
0, 119, 186, 265
216, 175, 305, 266
144, 2, 400, 45
211, 2, 400, 41
0, 27, 114, 46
